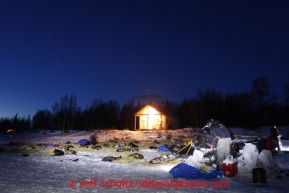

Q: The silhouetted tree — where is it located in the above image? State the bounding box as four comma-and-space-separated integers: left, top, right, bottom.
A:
105, 100, 120, 129
283, 73, 289, 107
179, 98, 199, 128
32, 109, 52, 130
67, 95, 81, 130
0, 118, 12, 132
120, 98, 135, 130
199, 89, 224, 124
91, 99, 106, 129
20, 115, 31, 131
251, 76, 271, 107
51, 94, 80, 131
224, 92, 255, 128
12, 114, 19, 131
251, 76, 271, 126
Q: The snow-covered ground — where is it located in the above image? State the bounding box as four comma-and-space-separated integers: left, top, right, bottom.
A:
0, 127, 289, 193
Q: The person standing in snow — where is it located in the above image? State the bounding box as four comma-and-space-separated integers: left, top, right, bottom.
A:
266, 125, 282, 156
89, 133, 98, 145
203, 119, 232, 170
269, 125, 280, 151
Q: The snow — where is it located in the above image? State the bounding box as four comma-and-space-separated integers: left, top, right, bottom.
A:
1, 127, 289, 193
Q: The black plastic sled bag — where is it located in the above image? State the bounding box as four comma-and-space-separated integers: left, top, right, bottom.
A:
252, 168, 266, 184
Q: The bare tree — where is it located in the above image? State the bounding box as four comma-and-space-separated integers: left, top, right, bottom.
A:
51, 94, 80, 131
283, 73, 289, 106
32, 109, 52, 130
251, 76, 271, 126
251, 76, 271, 107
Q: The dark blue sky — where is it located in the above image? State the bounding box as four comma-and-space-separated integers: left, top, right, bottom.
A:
1, 0, 289, 118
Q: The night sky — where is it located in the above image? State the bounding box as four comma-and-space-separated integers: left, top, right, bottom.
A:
1, 0, 289, 118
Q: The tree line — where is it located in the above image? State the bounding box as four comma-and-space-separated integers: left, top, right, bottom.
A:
1, 75, 289, 133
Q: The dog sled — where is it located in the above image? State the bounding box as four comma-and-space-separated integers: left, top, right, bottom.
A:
170, 141, 194, 158
170, 120, 232, 167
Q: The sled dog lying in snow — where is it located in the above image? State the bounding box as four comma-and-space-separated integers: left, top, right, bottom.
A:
128, 142, 139, 148
149, 153, 170, 164
102, 156, 122, 162
128, 153, 144, 159
116, 147, 139, 152
52, 149, 64, 156
91, 145, 102, 150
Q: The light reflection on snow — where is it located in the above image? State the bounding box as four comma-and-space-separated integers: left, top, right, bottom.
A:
161, 165, 174, 172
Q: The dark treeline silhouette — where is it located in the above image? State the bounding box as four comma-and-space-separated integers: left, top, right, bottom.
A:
1, 75, 289, 133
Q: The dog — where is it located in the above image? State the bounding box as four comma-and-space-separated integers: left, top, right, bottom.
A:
116, 147, 139, 152
53, 143, 63, 148
91, 145, 102, 150
129, 147, 139, 152
103, 143, 109, 147
109, 137, 118, 143
116, 148, 127, 152
65, 149, 77, 155
128, 153, 144, 159
149, 153, 169, 164
64, 145, 74, 150
149, 146, 158, 149
102, 156, 122, 162
128, 142, 138, 148
154, 139, 160, 144
52, 149, 64, 156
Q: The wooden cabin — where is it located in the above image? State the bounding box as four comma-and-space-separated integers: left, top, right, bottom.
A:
134, 105, 179, 130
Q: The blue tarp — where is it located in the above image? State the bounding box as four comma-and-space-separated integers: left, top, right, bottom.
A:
78, 139, 89, 145
158, 144, 169, 152
169, 163, 223, 179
